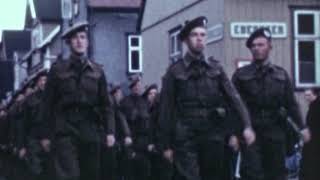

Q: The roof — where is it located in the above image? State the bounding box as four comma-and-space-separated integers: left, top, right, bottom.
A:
1, 30, 31, 60
33, 0, 62, 21
137, 0, 146, 32
88, 0, 142, 9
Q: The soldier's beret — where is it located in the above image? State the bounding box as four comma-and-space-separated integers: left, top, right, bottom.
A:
179, 16, 208, 41
31, 70, 48, 86
142, 84, 158, 97
110, 84, 121, 95
246, 28, 272, 48
62, 21, 89, 39
129, 75, 141, 89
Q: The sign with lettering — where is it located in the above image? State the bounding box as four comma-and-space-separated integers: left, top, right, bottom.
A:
231, 22, 287, 38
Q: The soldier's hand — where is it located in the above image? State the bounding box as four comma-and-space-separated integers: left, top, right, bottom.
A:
228, 135, 240, 151
147, 144, 155, 152
243, 127, 256, 145
40, 139, 51, 152
163, 149, 173, 163
301, 128, 311, 143
124, 136, 133, 146
106, 134, 116, 147
18, 148, 27, 159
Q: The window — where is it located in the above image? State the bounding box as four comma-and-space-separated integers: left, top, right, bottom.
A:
293, 10, 320, 88
44, 48, 51, 70
73, 0, 79, 17
62, 0, 72, 20
32, 51, 41, 67
32, 24, 43, 48
128, 35, 142, 73
169, 26, 182, 63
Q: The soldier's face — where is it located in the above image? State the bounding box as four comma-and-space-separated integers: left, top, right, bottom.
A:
250, 37, 272, 61
147, 89, 158, 103
37, 76, 47, 91
114, 89, 123, 103
186, 27, 207, 54
131, 81, 142, 95
69, 31, 89, 55
16, 94, 25, 102
0, 110, 6, 117
24, 88, 34, 97
304, 90, 317, 103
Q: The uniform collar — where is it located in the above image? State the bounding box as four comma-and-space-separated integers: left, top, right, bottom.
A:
69, 54, 94, 71
183, 52, 209, 68
253, 58, 270, 68
252, 58, 276, 73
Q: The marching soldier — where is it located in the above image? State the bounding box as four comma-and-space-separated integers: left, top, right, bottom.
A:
16, 71, 49, 180
37, 21, 115, 180
7, 90, 27, 180
142, 84, 173, 180
100, 84, 132, 180
119, 77, 153, 180
232, 28, 311, 180
0, 106, 9, 180
158, 16, 255, 180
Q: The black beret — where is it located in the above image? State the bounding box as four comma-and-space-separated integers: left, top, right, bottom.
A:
129, 79, 140, 89
129, 74, 142, 89
179, 16, 208, 41
246, 28, 272, 48
62, 21, 89, 39
34, 70, 48, 82
142, 84, 158, 97
110, 84, 121, 95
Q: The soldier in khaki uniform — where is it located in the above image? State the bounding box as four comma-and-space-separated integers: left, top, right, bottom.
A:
232, 28, 311, 180
15, 72, 49, 179
158, 16, 255, 180
37, 21, 115, 180
119, 77, 153, 180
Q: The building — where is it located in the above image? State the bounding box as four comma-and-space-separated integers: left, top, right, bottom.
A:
139, 0, 320, 115
87, 0, 142, 87
23, 0, 65, 80
24, 0, 143, 89
0, 30, 31, 94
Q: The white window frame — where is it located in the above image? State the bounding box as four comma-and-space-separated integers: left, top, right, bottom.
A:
32, 51, 41, 67
169, 27, 182, 63
128, 35, 143, 73
32, 24, 43, 48
293, 10, 320, 88
62, 0, 72, 20
72, 0, 80, 17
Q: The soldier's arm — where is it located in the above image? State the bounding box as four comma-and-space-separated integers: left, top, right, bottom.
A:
150, 99, 160, 145
99, 73, 115, 135
158, 72, 176, 151
283, 72, 306, 130
117, 109, 131, 137
37, 67, 58, 140
220, 67, 252, 129
16, 101, 28, 149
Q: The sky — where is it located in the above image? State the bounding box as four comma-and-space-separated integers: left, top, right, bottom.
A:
0, 0, 27, 41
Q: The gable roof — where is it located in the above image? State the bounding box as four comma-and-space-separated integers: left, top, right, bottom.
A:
34, 0, 62, 21
1, 30, 31, 60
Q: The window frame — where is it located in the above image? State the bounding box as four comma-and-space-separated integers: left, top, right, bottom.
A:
293, 9, 320, 88
62, 0, 72, 20
127, 34, 143, 73
168, 25, 183, 63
